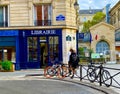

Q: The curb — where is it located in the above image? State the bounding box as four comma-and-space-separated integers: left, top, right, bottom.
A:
48, 78, 119, 94
25, 75, 119, 94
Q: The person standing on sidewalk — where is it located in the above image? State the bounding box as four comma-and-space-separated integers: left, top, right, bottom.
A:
69, 49, 79, 79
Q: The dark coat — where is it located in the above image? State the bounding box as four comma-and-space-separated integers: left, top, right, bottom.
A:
69, 52, 79, 68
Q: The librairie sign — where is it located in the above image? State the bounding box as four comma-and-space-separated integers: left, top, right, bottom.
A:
56, 14, 65, 21
31, 30, 56, 35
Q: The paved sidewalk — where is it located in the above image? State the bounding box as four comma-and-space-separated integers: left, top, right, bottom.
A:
0, 65, 120, 94
0, 69, 44, 80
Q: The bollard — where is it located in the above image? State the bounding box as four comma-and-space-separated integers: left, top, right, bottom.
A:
99, 64, 103, 86
80, 65, 82, 81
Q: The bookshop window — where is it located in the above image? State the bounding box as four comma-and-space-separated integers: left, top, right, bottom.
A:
27, 37, 38, 62
49, 36, 59, 57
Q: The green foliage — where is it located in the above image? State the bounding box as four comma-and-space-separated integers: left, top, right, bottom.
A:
0, 61, 2, 65
78, 47, 84, 53
92, 12, 105, 25
1, 61, 13, 71
82, 20, 92, 32
91, 57, 105, 63
82, 12, 105, 32
78, 47, 84, 57
88, 49, 94, 54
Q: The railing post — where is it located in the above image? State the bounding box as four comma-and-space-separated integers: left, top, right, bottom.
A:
80, 65, 82, 81
99, 65, 103, 86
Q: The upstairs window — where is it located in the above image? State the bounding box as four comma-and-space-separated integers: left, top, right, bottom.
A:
0, 6, 8, 27
34, 4, 52, 26
112, 13, 116, 24
115, 31, 120, 41
118, 8, 120, 21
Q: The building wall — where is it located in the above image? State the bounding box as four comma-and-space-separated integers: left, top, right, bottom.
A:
78, 3, 120, 63
62, 28, 77, 64
109, 1, 120, 63
90, 22, 116, 62
0, 0, 78, 67
109, 1, 120, 29
53, 0, 76, 26
80, 14, 93, 23
0, 0, 77, 27
79, 14, 93, 32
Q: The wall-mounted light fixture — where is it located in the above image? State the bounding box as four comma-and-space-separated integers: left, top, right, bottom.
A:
74, 1, 79, 10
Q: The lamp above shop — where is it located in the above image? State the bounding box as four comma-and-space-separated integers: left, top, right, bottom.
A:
74, 1, 79, 10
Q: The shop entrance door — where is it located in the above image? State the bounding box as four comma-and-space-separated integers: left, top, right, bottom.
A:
40, 37, 48, 68
39, 36, 60, 68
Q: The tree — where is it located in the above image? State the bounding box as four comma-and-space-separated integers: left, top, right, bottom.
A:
82, 20, 92, 32
82, 12, 105, 32
78, 47, 84, 57
92, 12, 105, 25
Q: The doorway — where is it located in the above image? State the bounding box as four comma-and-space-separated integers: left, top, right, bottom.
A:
39, 36, 59, 68
40, 37, 48, 68
27, 36, 61, 68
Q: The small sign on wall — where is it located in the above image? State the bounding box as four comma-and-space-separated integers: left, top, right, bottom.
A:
91, 53, 100, 59
56, 14, 65, 21
66, 35, 71, 41
78, 33, 84, 39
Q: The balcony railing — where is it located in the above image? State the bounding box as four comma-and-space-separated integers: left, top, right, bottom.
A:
34, 20, 52, 26
0, 21, 8, 27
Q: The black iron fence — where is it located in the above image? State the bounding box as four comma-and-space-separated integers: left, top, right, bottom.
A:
75, 64, 120, 89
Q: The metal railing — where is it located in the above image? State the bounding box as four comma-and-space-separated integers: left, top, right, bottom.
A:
34, 20, 52, 26
74, 64, 120, 89
43, 63, 120, 89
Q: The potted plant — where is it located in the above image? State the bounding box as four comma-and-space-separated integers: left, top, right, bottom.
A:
1, 61, 14, 72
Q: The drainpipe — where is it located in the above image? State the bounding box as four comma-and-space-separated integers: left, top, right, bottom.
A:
106, 4, 111, 23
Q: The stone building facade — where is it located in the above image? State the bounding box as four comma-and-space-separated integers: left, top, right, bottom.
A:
78, 3, 119, 63
0, 0, 78, 69
109, 1, 120, 63
90, 22, 116, 63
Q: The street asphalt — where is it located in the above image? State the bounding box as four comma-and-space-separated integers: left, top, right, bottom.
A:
0, 64, 120, 94
0, 79, 106, 94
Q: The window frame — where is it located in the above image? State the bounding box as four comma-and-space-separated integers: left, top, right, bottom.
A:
27, 37, 38, 62
118, 8, 120, 21
33, 4, 52, 26
96, 41, 110, 53
0, 5, 8, 27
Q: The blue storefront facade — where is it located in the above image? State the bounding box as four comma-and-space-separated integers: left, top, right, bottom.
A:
0, 29, 63, 70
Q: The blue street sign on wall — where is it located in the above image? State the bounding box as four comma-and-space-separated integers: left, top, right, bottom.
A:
56, 14, 65, 21
78, 33, 84, 39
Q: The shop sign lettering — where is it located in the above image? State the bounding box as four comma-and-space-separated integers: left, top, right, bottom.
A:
31, 30, 56, 35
